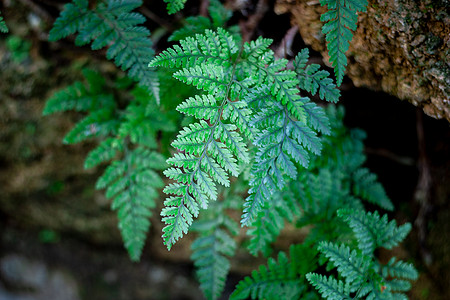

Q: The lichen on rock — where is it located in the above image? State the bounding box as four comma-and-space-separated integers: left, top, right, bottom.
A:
275, 0, 450, 121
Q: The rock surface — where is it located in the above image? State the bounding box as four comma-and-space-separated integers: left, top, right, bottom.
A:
275, 0, 450, 121
0, 254, 80, 300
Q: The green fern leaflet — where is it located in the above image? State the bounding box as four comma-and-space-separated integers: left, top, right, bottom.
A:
48, 0, 159, 102
43, 69, 170, 261
319, 0, 368, 86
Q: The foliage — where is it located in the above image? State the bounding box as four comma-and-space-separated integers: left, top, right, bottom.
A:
35, 0, 420, 299
168, 0, 239, 42
307, 209, 418, 299
150, 28, 338, 250
231, 244, 319, 300
0, 11, 8, 33
190, 188, 240, 300
43, 69, 173, 261
48, 0, 159, 102
319, 0, 368, 86
6, 36, 31, 63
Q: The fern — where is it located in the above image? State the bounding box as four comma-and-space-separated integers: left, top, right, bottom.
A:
246, 187, 301, 256
97, 147, 166, 260
352, 168, 393, 211
190, 191, 240, 300
294, 48, 340, 103
306, 273, 351, 300
319, 0, 368, 86
48, 0, 159, 102
43, 69, 171, 261
0, 11, 8, 33
231, 245, 318, 300
307, 209, 418, 299
151, 28, 337, 249
337, 209, 412, 256
246, 105, 391, 257
164, 0, 187, 15
169, 0, 239, 42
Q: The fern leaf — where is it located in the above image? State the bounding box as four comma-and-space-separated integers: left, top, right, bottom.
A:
381, 257, 418, 281
84, 137, 119, 169
63, 108, 118, 144
50, 0, 159, 102
352, 168, 394, 211
337, 209, 412, 256
299, 100, 331, 135
294, 48, 340, 103
241, 97, 320, 226
0, 12, 8, 33
306, 273, 351, 300
97, 148, 165, 261
155, 30, 251, 249
247, 189, 301, 256
191, 199, 239, 300
231, 245, 315, 300
319, 0, 368, 86
317, 241, 372, 289
164, 0, 187, 14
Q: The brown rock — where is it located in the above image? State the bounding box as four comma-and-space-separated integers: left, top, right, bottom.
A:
275, 0, 450, 121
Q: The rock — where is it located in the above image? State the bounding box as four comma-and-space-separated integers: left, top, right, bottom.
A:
275, 0, 450, 121
0, 254, 48, 290
0, 254, 80, 300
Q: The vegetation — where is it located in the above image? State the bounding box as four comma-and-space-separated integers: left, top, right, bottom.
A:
1, 0, 419, 299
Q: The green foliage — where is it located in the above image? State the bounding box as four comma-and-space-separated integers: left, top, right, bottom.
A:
169, 0, 239, 41
319, 0, 368, 86
40, 0, 419, 298
294, 48, 340, 103
245, 105, 393, 257
48, 0, 159, 102
190, 189, 240, 300
164, 0, 187, 15
337, 209, 412, 256
6, 36, 31, 63
43, 69, 172, 261
151, 28, 337, 250
0, 12, 8, 33
307, 208, 418, 299
231, 245, 319, 300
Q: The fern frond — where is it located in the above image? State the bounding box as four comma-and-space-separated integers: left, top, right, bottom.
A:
154, 28, 334, 247
352, 168, 394, 211
164, 0, 187, 14
319, 0, 368, 86
43, 69, 114, 115
62, 107, 118, 144
317, 241, 373, 290
151, 29, 237, 69
380, 258, 418, 281
49, 0, 159, 102
241, 95, 321, 226
231, 245, 316, 300
0, 12, 8, 33
294, 48, 340, 103
153, 29, 252, 249
168, 0, 237, 42
191, 198, 239, 300
246, 188, 301, 256
84, 137, 120, 169
97, 147, 166, 261
306, 273, 351, 300
338, 209, 412, 256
